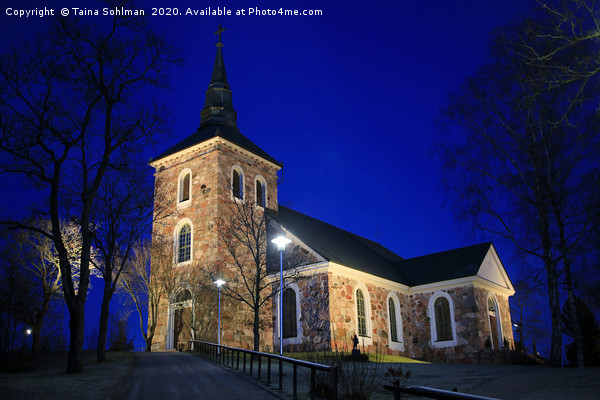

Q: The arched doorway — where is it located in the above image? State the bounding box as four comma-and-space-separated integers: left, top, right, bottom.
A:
167, 288, 193, 351
487, 296, 502, 350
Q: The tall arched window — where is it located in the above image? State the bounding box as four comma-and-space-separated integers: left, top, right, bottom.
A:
178, 224, 191, 263
389, 297, 399, 342
356, 289, 367, 337
255, 178, 266, 207
232, 167, 243, 200
434, 297, 452, 341
282, 288, 297, 338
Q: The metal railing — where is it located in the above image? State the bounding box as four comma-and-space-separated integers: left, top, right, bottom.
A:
383, 385, 501, 400
190, 340, 338, 400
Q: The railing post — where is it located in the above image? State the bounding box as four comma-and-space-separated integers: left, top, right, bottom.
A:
258, 354, 262, 380
250, 353, 254, 376
237, 350, 240, 370
267, 357, 272, 384
243, 352, 247, 373
278, 359, 283, 391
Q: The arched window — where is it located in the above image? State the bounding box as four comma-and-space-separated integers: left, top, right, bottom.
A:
488, 296, 502, 349
356, 289, 367, 337
180, 172, 190, 202
389, 297, 399, 342
434, 297, 452, 341
175, 288, 192, 303
232, 167, 244, 200
282, 288, 297, 338
255, 178, 266, 207
178, 224, 191, 263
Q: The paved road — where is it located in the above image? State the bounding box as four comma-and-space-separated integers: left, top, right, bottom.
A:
124, 352, 282, 400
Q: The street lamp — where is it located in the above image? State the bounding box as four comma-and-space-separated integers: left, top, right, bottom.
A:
215, 279, 225, 352
271, 235, 291, 355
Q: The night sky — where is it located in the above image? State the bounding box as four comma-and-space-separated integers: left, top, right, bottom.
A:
0, 0, 539, 349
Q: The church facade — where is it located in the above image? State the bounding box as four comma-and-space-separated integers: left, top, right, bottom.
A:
149, 31, 515, 363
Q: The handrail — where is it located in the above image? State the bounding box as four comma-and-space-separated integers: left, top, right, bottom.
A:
190, 340, 337, 400
383, 385, 501, 400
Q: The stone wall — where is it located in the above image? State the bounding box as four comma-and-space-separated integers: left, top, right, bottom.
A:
150, 138, 280, 352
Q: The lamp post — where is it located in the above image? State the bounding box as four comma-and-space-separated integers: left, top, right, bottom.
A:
271, 236, 291, 355
215, 279, 225, 352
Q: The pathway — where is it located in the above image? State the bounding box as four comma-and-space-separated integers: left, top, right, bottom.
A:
123, 351, 283, 400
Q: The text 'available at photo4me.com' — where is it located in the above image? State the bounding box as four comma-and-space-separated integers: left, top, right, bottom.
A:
4, 6, 324, 18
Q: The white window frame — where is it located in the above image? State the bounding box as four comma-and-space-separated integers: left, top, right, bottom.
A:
355, 283, 373, 347
387, 292, 404, 351
177, 168, 192, 209
174, 218, 193, 266
428, 291, 457, 348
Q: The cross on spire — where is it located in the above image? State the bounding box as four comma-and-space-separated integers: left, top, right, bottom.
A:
215, 25, 225, 48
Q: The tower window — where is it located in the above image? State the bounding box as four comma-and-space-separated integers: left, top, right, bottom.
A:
178, 224, 191, 263
232, 167, 243, 200
256, 177, 266, 207
180, 172, 190, 202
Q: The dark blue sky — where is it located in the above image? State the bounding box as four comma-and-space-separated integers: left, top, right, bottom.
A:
0, 0, 538, 349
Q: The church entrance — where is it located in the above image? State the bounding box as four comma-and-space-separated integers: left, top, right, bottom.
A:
487, 296, 502, 350
168, 288, 193, 351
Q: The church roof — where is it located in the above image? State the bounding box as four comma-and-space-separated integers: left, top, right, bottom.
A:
151, 124, 280, 166
270, 206, 496, 287
397, 242, 493, 286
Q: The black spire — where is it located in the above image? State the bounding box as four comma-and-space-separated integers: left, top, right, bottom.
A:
200, 25, 237, 128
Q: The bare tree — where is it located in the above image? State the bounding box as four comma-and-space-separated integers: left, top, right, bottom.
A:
120, 237, 177, 351
0, 1, 181, 372
211, 199, 310, 352
436, 0, 600, 367
91, 162, 156, 362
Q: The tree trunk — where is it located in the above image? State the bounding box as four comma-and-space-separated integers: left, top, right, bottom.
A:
546, 262, 562, 367
97, 288, 111, 362
66, 303, 85, 373
565, 269, 585, 368
31, 319, 43, 354
253, 306, 260, 352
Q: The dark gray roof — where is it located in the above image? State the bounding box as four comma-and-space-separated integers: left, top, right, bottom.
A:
397, 242, 493, 286
270, 206, 495, 287
151, 124, 281, 166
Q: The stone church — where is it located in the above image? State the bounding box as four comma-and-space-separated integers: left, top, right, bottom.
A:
149, 30, 515, 362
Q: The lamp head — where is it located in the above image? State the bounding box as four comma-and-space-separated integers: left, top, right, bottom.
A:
271, 236, 291, 251
214, 279, 226, 287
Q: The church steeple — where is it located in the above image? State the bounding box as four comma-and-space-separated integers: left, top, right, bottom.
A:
200, 25, 237, 128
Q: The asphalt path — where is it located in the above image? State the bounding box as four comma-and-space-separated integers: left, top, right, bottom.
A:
123, 351, 282, 400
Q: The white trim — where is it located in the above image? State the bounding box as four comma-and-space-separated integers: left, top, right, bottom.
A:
231, 165, 245, 201
428, 291, 457, 348
150, 136, 282, 171
386, 292, 404, 351
177, 168, 192, 209
174, 218, 193, 266
354, 283, 373, 346
255, 175, 267, 208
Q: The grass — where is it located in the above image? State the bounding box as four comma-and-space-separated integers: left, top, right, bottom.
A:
0, 350, 135, 400
282, 351, 428, 364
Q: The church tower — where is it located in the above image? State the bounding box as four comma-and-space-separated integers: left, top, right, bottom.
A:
149, 27, 281, 351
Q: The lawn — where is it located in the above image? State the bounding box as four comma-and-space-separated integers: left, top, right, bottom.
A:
0, 351, 135, 400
